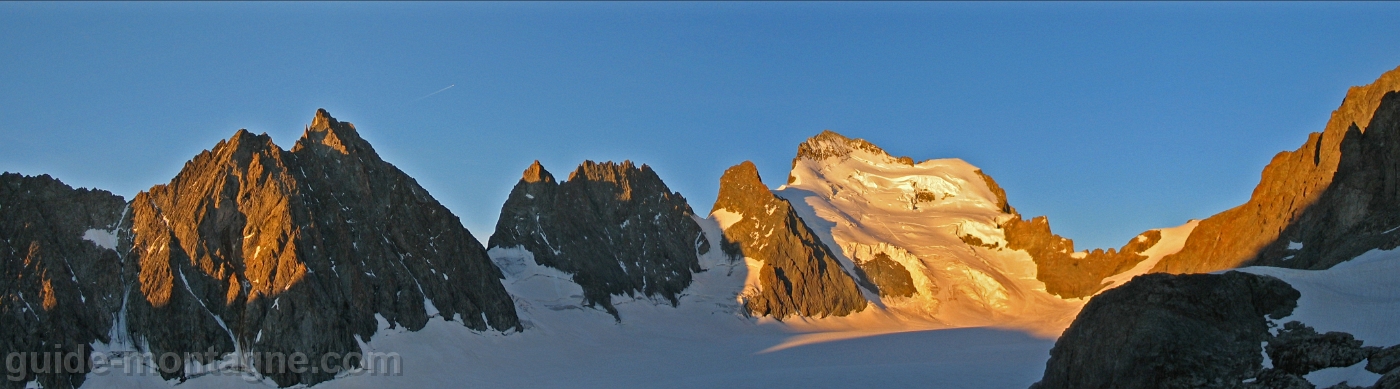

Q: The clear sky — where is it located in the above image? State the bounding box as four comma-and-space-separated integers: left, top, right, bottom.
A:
4, 2, 1400, 250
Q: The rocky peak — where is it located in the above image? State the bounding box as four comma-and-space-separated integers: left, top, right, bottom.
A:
0, 173, 126, 389
789, 131, 915, 184
522, 160, 554, 184
712, 161, 765, 210
118, 109, 519, 387
293, 108, 371, 157
1155, 64, 1400, 274
712, 161, 867, 319
489, 160, 708, 320
309, 108, 336, 131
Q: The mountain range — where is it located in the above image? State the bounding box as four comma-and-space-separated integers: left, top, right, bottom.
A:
5, 66, 1400, 388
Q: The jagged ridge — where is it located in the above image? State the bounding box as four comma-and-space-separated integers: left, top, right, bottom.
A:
120, 109, 519, 386
488, 160, 708, 320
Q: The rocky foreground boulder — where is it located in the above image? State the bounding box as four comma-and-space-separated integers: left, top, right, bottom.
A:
1034, 270, 1400, 389
488, 160, 708, 320
1032, 271, 1300, 389
712, 161, 866, 319
0, 173, 126, 389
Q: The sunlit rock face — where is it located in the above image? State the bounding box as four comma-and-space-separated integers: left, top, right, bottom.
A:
1156, 65, 1400, 274
1001, 215, 1162, 299
0, 173, 126, 389
488, 160, 708, 320
711, 161, 867, 319
120, 109, 519, 387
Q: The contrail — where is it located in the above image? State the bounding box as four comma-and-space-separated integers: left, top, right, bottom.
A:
412, 84, 455, 102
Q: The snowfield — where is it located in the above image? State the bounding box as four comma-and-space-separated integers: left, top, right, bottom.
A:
775, 141, 1196, 336
81, 220, 1057, 389
1240, 248, 1400, 388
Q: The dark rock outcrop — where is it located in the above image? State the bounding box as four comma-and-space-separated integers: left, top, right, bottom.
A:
1267, 321, 1369, 376
1156, 65, 1400, 274
1378, 370, 1400, 389
1032, 271, 1300, 389
0, 173, 126, 389
712, 161, 866, 319
120, 109, 519, 386
859, 253, 916, 298
488, 160, 708, 320
1370, 345, 1400, 374
1250, 369, 1318, 389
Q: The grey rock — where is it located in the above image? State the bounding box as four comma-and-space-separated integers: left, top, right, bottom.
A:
1377, 368, 1400, 389
1369, 345, 1400, 374
488, 160, 707, 320
0, 173, 126, 389
1031, 271, 1300, 389
1267, 321, 1369, 375
1247, 369, 1315, 389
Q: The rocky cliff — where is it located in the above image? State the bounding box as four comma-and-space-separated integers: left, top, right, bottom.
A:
487, 160, 708, 320
0, 173, 126, 389
1250, 91, 1400, 270
712, 161, 867, 319
972, 171, 1167, 299
1001, 215, 1163, 299
119, 109, 519, 386
1156, 65, 1400, 274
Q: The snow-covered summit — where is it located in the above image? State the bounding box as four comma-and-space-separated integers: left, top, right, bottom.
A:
775, 131, 1191, 335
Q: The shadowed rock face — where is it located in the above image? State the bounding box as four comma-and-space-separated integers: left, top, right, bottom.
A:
859, 253, 916, 298
1266, 321, 1368, 376
121, 109, 519, 387
1032, 271, 1300, 389
1250, 92, 1400, 270
712, 161, 866, 319
1156, 65, 1400, 274
0, 173, 126, 389
488, 160, 708, 320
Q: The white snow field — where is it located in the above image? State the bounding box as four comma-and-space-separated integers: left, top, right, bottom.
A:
1240, 248, 1400, 388
775, 136, 1195, 337
81, 222, 1058, 389
78, 237, 1400, 389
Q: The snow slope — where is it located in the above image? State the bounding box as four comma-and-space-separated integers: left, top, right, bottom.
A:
775, 136, 1195, 336
81, 216, 1056, 389
1239, 248, 1400, 388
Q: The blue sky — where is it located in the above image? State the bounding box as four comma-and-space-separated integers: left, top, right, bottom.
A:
4, 2, 1400, 249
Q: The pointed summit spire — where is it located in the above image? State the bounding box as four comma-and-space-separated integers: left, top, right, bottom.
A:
522, 160, 555, 183
311, 108, 337, 130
